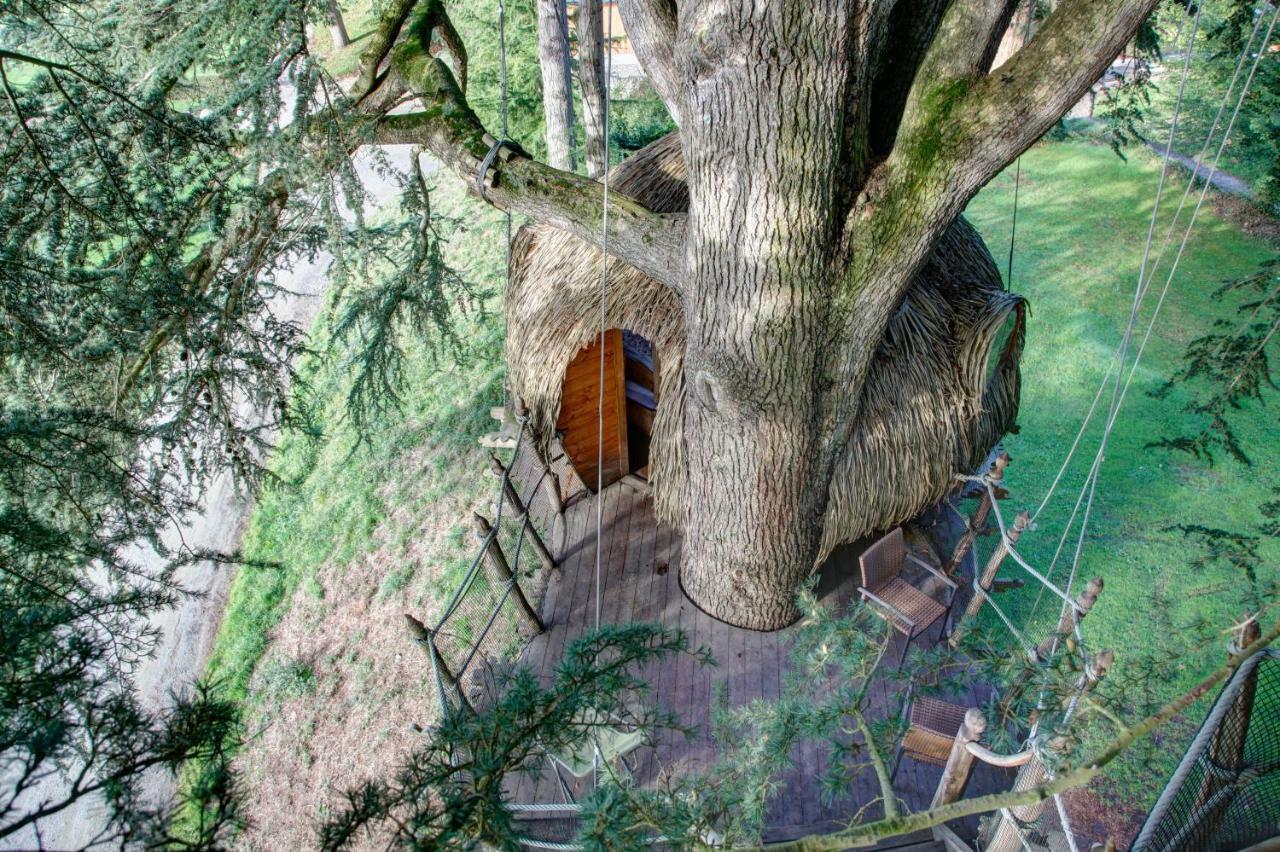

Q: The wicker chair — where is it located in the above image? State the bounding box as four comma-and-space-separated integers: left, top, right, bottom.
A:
890, 686, 969, 782
858, 527, 957, 666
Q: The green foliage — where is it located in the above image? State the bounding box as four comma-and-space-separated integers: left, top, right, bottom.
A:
319, 623, 699, 849
1150, 258, 1280, 465
1097, 0, 1280, 204
0, 0, 485, 839
609, 94, 678, 154
448, 0, 547, 159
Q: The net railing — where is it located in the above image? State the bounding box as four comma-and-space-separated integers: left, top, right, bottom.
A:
1131, 648, 1280, 852
421, 416, 557, 715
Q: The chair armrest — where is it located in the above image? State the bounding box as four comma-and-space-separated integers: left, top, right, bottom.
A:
860, 586, 916, 629
906, 552, 957, 589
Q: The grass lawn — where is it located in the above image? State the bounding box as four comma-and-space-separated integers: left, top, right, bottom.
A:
964, 140, 1277, 820
197, 174, 504, 728
311, 0, 381, 79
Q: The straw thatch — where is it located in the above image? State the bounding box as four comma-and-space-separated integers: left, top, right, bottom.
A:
506, 132, 1024, 565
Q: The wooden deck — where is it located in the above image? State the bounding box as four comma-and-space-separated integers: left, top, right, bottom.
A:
497, 443, 1012, 845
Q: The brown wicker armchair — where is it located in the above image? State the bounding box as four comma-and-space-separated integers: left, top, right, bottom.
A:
858, 527, 957, 666
890, 685, 969, 782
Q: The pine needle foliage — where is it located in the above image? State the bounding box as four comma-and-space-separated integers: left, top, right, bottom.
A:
1, 0, 483, 842
319, 623, 702, 850
1150, 258, 1279, 466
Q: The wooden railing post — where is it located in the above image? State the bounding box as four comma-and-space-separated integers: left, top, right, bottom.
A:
980, 749, 1052, 852
1034, 576, 1104, 662
949, 510, 1031, 648
946, 453, 1010, 576
488, 453, 557, 573
473, 513, 545, 634
931, 708, 987, 809
404, 613, 472, 712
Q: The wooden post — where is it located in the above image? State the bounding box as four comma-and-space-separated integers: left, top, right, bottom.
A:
980, 751, 1052, 852
472, 513, 545, 634
488, 453, 557, 573
987, 658, 1114, 852
931, 708, 987, 809
404, 613, 471, 712
1187, 614, 1261, 842
949, 510, 1031, 648
946, 453, 1010, 576
1034, 576, 1105, 662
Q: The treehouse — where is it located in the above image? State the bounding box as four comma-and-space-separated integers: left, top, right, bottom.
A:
504, 132, 1027, 563
413, 134, 1072, 849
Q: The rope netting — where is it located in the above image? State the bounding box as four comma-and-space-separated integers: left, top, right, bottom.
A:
1131, 649, 1280, 852
422, 417, 555, 713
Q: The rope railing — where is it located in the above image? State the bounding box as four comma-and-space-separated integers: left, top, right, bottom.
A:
412, 414, 561, 719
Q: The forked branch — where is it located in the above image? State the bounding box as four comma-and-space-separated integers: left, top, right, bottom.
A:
364, 0, 686, 291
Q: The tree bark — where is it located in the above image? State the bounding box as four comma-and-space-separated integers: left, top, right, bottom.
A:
675, 0, 860, 629
373, 0, 1163, 630
577, 0, 607, 178
327, 0, 350, 49
537, 0, 576, 171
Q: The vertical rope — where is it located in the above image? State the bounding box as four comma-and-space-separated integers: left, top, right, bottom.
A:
594, 2, 613, 634
499, 0, 513, 407
589, 1, 615, 790
1004, 0, 1038, 289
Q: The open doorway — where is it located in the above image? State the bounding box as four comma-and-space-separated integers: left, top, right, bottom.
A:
555, 329, 658, 492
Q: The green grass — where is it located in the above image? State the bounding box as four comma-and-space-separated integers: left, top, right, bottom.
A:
202, 176, 508, 709
964, 140, 1277, 813
311, 0, 381, 80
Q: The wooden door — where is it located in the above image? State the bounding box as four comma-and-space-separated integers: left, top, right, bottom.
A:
556, 329, 629, 491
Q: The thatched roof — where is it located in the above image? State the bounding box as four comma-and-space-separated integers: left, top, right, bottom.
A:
506, 132, 1024, 564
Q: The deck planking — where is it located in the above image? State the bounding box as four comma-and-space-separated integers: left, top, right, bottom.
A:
495, 443, 1012, 844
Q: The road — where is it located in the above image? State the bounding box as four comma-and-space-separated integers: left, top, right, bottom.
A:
2, 144, 420, 851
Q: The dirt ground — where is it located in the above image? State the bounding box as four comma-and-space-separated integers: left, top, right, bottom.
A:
229, 441, 528, 850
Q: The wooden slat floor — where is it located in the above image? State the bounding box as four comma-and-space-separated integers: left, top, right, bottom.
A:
495, 443, 1013, 845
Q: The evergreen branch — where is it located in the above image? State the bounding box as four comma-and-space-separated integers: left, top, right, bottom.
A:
850, 710, 897, 820
755, 614, 1280, 851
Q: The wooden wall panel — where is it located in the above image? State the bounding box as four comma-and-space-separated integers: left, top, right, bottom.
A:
556, 329, 629, 491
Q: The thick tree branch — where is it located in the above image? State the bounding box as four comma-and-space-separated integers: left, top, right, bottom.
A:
617, 0, 683, 127
866, 0, 948, 156
373, 4, 686, 291
893, 0, 1160, 209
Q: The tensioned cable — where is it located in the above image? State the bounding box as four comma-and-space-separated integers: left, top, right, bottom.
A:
1027, 4, 1272, 622
499, 0, 512, 406
1003, 4, 1199, 631
1004, 0, 1039, 288
1028, 8, 1196, 523
594, 0, 614, 636
1057, 2, 1275, 620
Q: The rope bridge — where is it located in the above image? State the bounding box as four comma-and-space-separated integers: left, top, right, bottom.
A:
1133, 645, 1280, 852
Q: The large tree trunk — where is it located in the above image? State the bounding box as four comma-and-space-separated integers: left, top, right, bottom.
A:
577, 0, 607, 179
677, 1, 858, 629
327, 0, 350, 49
375, 0, 1164, 631
537, 0, 576, 171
